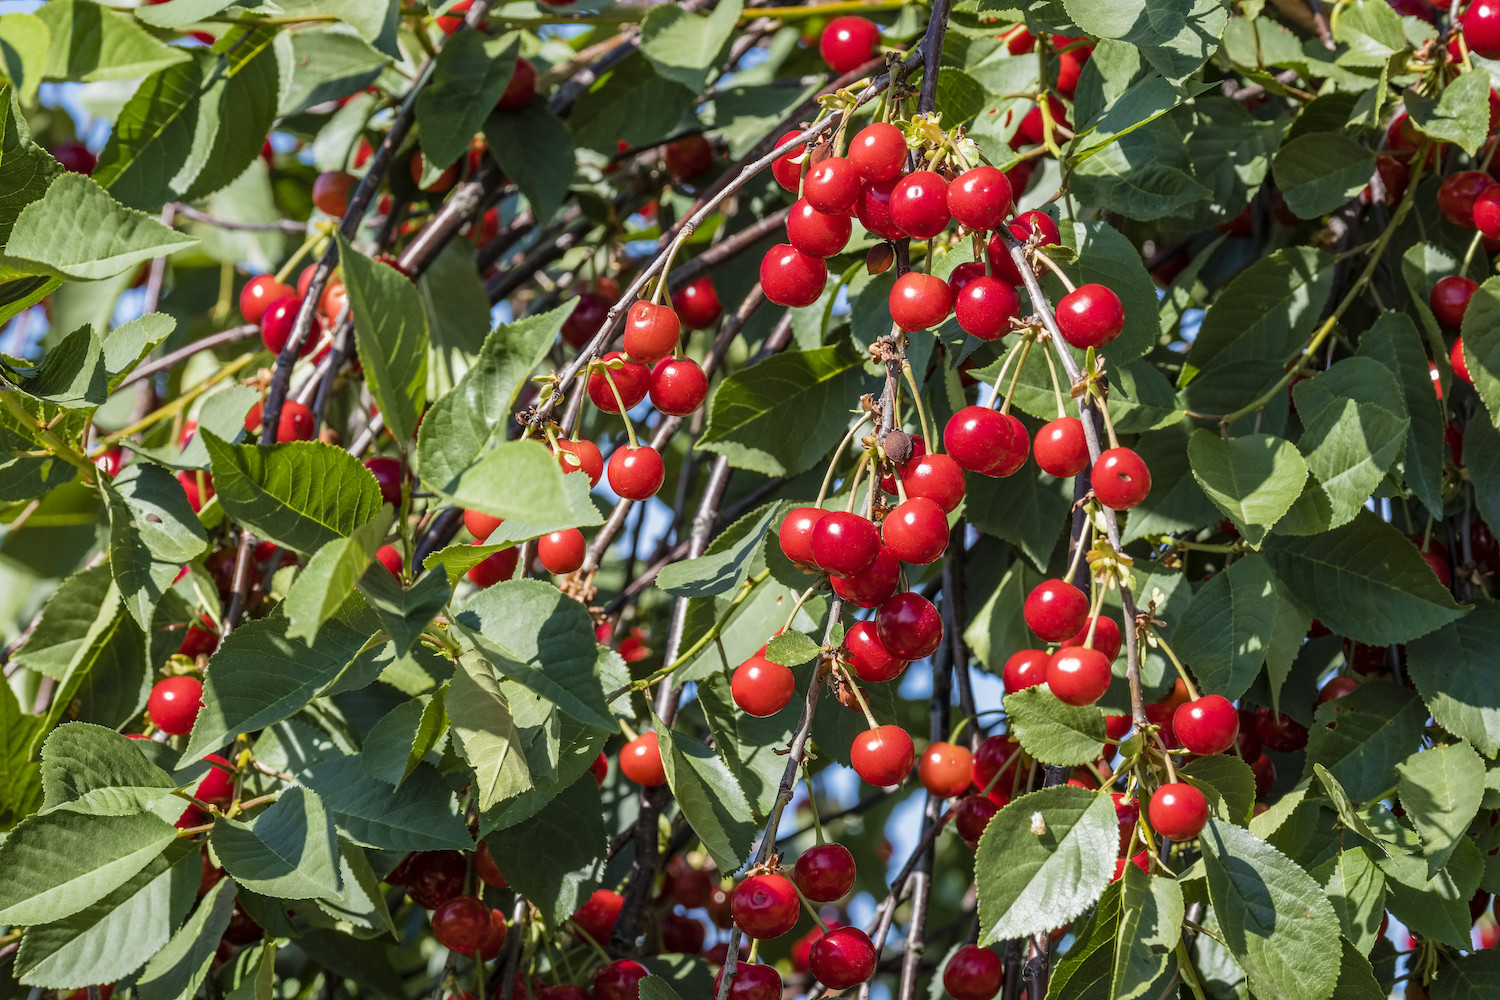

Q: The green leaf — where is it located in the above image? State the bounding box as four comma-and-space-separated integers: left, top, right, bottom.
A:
485, 100, 575, 224
1292, 358, 1409, 527
1261, 510, 1467, 646
1432, 948, 1500, 999
39, 723, 177, 817
1171, 554, 1286, 700
763, 630, 821, 667
1313, 764, 1414, 859
1047, 879, 1123, 1000
11, 563, 114, 678
485, 776, 607, 927
1199, 819, 1342, 1000
210, 785, 342, 899
657, 714, 758, 874
134, 0, 239, 28
134, 877, 237, 1000
104, 462, 209, 629
357, 563, 450, 655
92, 56, 204, 209
0, 15, 50, 104
0, 85, 64, 245
1407, 598, 1500, 756
1271, 133, 1374, 219
1003, 687, 1106, 767
697, 341, 871, 477
3, 172, 196, 280
1406, 71, 1492, 155
1355, 312, 1446, 517
360, 690, 447, 787
1303, 681, 1426, 802
1377, 837, 1484, 950
1332, 0, 1406, 65
0, 682, 44, 830
284, 514, 390, 643
4, 323, 105, 407
0, 809, 177, 924
1181, 754, 1257, 826
204, 432, 383, 555
448, 649, 532, 810
178, 24, 281, 204
1321, 847, 1387, 957
657, 503, 778, 598
316, 843, 394, 935
1459, 273, 1500, 430
1397, 742, 1485, 876
1187, 431, 1308, 547
300, 755, 471, 852
965, 466, 1073, 573
337, 233, 428, 444
103, 312, 174, 389
935, 67, 986, 125
279, 27, 387, 117
639, 977, 684, 1000
569, 55, 696, 154
975, 786, 1117, 944
35, 0, 189, 81
639, 0, 743, 91
1060, 0, 1229, 82
1113, 866, 1183, 1000
416, 31, 518, 171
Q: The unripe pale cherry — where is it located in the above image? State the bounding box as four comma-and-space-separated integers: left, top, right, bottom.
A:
1055, 284, 1125, 349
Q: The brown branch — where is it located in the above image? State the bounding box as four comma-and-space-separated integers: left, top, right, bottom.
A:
170, 203, 307, 233
115, 325, 259, 390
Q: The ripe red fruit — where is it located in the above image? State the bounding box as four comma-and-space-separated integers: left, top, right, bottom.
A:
672, 276, 723, 328
902, 452, 967, 512
556, 438, 604, 485
1453, 337, 1473, 385
432, 896, 490, 952
1464, 0, 1500, 60
587, 352, 651, 413
1251, 754, 1276, 799
537, 529, 586, 575
1064, 615, 1122, 664
1316, 676, 1360, 706
943, 945, 1003, 1000
1475, 185, 1500, 238
479, 908, 509, 961
851, 724, 915, 785
375, 544, 403, 577
664, 134, 714, 181
497, 57, 536, 110
1431, 275, 1478, 331
1046, 646, 1112, 706
1033, 417, 1089, 477
810, 511, 881, 577
1003, 648, 1049, 691
891, 170, 952, 238
876, 591, 942, 659
649, 357, 708, 416
808, 926, 877, 989
795, 843, 856, 901
830, 543, 899, 608
623, 301, 681, 363
954, 794, 1000, 845
1092, 447, 1152, 510
955, 277, 1021, 341
274, 400, 316, 442
149, 676, 203, 735
1148, 783, 1209, 841
619, 733, 667, 786
889, 272, 954, 331
948, 166, 1013, 231
854, 176, 905, 241
464, 508, 502, 542
779, 506, 829, 567
240, 274, 293, 325
410, 151, 459, 193
466, 546, 518, 587
659, 912, 706, 954
560, 292, 610, 348
608, 444, 665, 500
882, 496, 949, 565
473, 841, 508, 889
819, 16, 880, 73
761, 243, 829, 306
1254, 707, 1308, 752
731, 653, 795, 717
194, 754, 235, 806
845, 619, 907, 682
1056, 284, 1126, 349
713, 963, 782, 1000
1024, 579, 1089, 642
403, 850, 467, 908
589, 751, 609, 786
918, 741, 974, 798
571, 889, 625, 944
312, 171, 355, 217
944, 407, 1028, 477
365, 457, 404, 507
260, 296, 313, 356
947, 261, 987, 298
594, 960, 649, 1000
52, 138, 96, 175
804, 156, 862, 214
971, 735, 1018, 798
770, 130, 806, 192
848, 122, 907, 182
786, 198, 853, 258
732, 873, 801, 939
1174, 695, 1239, 756
1439, 171, 1493, 228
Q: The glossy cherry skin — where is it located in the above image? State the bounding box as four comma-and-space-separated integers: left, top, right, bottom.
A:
779, 506, 829, 567
240, 274, 292, 325
787, 198, 853, 258
538, 529, 586, 575
830, 543, 899, 608
1254, 707, 1308, 752
943, 945, 1003, 1000
149, 676, 203, 735
1464, 0, 1500, 59
882, 496, 949, 565
851, 724, 915, 785
619, 733, 667, 786
1002, 648, 1049, 692
970, 735, 1018, 799
732, 873, 801, 939
595, 960, 649, 1000
607, 445, 665, 500
672, 276, 723, 328
954, 795, 1001, 845
473, 841, 508, 889
556, 438, 604, 485
365, 457, 404, 507
948, 166, 1013, 231
944, 406, 1019, 475
1475, 184, 1500, 238
854, 177, 905, 241
1439, 171, 1493, 228
466, 545, 518, 587
889, 272, 953, 331
623, 301, 680, 363
761, 243, 828, 306
845, 619, 907, 682
1316, 675, 1361, 706
589, 751, 609, 786
809, 511, 881, 577
432, 896, 490, 952
848, 122, 907, 182
1056, 284, 1126, 349
1431, 275, 1478, 331
1064, 615, 1123, 663
649, 357, 708, 415
795, 842, 856, 901
713, 963, 782, 1000
1092, 447, 1152, 510
497, 57, 536, 110
571, 888, 625, 944
561, 293, 610, 348
947, 261, 987, 298
902, 453, 966, 512
771, 130, 806, 192
1033, 417, 1089, 477
808, 925, 877, 989
918, 741, 974, 798
1024, 578, 1089, 642
804, 156, 862, 214
731, 653, 795, 717
1173, 695, 1239, 755
1148, 782, 1209, 841
401, 850, 468, 909
1046, 646, 1112, 706
587, 352, 651, 413
51, 138, 96, 175
260, 296, 314, 356
375, 544, 403, 577
658, 912, 706, 954
891, 170, 952, 238
664, 134, 714, 181
312, 171, 355, 217
820, 16, 880, 73
876, 591, 943, 659
1453, 337, 1473, 385
955, 277, 1020, 341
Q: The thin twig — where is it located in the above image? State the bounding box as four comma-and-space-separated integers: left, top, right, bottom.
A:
116, 325, 260, 390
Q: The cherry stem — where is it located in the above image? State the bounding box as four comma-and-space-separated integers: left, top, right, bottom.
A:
795, 886, 832, 933
1083, 583, 1106, 650
1039, 335, 1068, 419
780, 582, 824, 636
617, 718, 639, 742
843, 451, 872, 514
652, 219, 696, 304
981, 334, 1028, 409
1153, 733, 1179, 784
1151, 630, 1200, 701
816, 414, 874, 509
1063, 505, 1093, 586
838, 662, 880, 730
595, 361, 641, 448
1031, 248, 1076, 293
273, 229, 321, 286
998, 335, 1033, 416
892, 459, 909, 504
946, 709, 1003, 745
900, 361, 935, 446
802, 763, 826, 845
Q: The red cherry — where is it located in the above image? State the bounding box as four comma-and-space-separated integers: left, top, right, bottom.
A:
943, 406, 1028, 477
1174, 695, 1239, 756
1431, 275, 1478, 331
473, 841, 508, 889
902, 453, 966, 512
1475, 185, 1500, 238
178, 470, 214, 512
810, 511, 881, 577
619, 733, 667, 786
954, 794, 1000, 845
94, 447, 125, 478
830, 543, 899, 608
848, 122, 907, 182
594, 960, 649, 1000
1056, 284, 1125, 349
1033, 417, 1089, 477
497, 57, 536, 110
882, 496, 949, 565
1012, 96, 1068, 148
845, 619, 907, 682
589, 752, 609, 786
1106, 714, 1132, 741
876, 591, 942, 659
794, 843, 856, 901
587, 352, 651, 413
664, 134, 714, 181
732, 873, 801, 938
466, 545, 518, 587
649, 357, 708, 416
1316, 676, 1360, 706
434, 0, 473, 33
947, 261, 988, 299
260, 296, 313, 356
850, 724, 915, 785
1453, 337, 1473, 385
731, 653, 795, 717
918, 741, 974, 798
1254, 707, 1308, 752
537, 529, 586, 575
659, 912, 706, 954
786, 199, 853, 258
432, 896, 490, 952
195, 754, 235, 806
1092, 447, 1151, 510
970, 735, 1018, 800
1002, 648, 1049, 691
1063, 615, 1123, 664
403, 850, 468, 909
571, 889, 624, 944
607, 445, 665, 500
890, 170, 952, 239
52, 138, 96, 175
808, 925, 877, 989
1023, 578, 1089, 642
673, 277, 723, 329
464, 508, 503, 542
275, 400, 316, 442
854, 177, 905, 241
819, 16, 880, 73
149, 676, 203, 735
713, 963, 782, 1000
1014, 209, 1061, 245
375, 544, 403, 577
955, 277, 1020, 341
804, 156, 862, 214
479, 908, 509, 961
239, 274, 293, 325
948, 166, 1013, 231
556, 438, 605, 486
1148, 783, 1209, 841
779, 506, 830, 567
560, 293, 610, 349
1046, 646, 1112, 706
1464, 0, 1500, 59
365, 457, 404, 507
943, 945, 1003, 1000
623, 301, 681, 363
312, 171, 355, 216
1439, 171, 1493, 228
771, 130, 805, 192
761, 243, 829, 306
410, 151, 459, 193
1251, 754, 1276, 799
889, 272, 953, 331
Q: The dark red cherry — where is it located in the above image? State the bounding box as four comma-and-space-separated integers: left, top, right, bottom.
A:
260, 296, 313, 356
761, 243, 828, 307
809, 511, 881, 577
1033, 417, 1089, 477
850, 724, 915, 785
804, 156, 862, 214
623, 300, 681, 363
1023, 578, 1089, 642
571, 888, 624, 943
1464, 0, 1500, 60
713, 964, 782, 1000
947, 166, 1013, 231
664, 134, 714, 181
607, 445, 665, 500
970, 735, 1018, 801
848, 122, 906, 182
1431, 275, 1478, 331
1092, 447, 1151, 510
587, 352, 651, 413
1475, 184, 1500, 238
561, 293, 611, 348
954, 795, 1000, 846
787, 198, 853, 258
365, 457, 404, 507
1254, 707, 1308, 752
947, 261, 988, 298
955, 277, 1020, 341
1439, 171, 1493, 228
432, 896, 490, 953
1055, 284, 1125, 349
855, 177, 905, 241
943, 945, 1003, 1000
594, 960, 649, 1000
844, 619, 907, 682
731, 873, 800, 939
808, 926, 877, 989
1174, 695, 1239, 756
794, 843, 856, 901
649, 357, 708, 415
672, 276, 723, 329
890, 170, 952, 239
830, 543, 899, 608
1046, 646, 1112, 706
875, 591, 942, 659
658, 912, 706, 954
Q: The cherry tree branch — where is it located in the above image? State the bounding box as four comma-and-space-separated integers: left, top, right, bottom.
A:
116, 325, 259, 390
